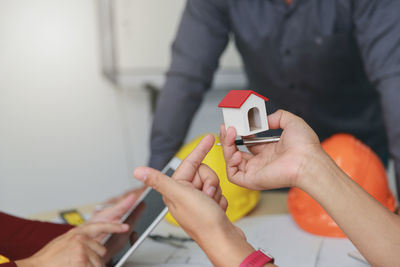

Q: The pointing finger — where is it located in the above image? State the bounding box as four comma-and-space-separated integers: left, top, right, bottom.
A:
77, 222, 129, 239
174, 134, 215, 182
134, 166, 184, 203
99, 193, 137, 221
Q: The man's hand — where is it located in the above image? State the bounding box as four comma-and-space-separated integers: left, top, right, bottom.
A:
16, 222, 128, 267
220, 109, 322, 190
102, 186, 147, 206
87, 193, 136, 242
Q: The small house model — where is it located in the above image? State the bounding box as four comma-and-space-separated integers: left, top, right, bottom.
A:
218, 90, 269, 136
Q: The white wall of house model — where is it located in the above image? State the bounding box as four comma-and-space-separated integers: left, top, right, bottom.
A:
219, 91, 269, 136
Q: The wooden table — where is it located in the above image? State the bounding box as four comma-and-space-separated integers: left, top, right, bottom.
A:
29, 191, 288, 221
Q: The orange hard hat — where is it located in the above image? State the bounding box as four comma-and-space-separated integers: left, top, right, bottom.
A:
288, 133, 396, 238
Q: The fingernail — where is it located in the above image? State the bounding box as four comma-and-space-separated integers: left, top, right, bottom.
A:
134, 168, 148, 182
121, 223, 129, 231
206, 186, 216, 197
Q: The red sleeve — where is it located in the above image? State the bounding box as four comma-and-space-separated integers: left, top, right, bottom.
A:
0, 262, 17, 267
0, 212, 74, 261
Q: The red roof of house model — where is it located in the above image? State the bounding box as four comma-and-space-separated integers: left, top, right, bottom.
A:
218, 90, 269, 108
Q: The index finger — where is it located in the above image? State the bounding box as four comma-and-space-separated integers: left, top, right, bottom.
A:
134, 166, 186, 204
77, 222, 129, 239
173, 134, 215, 182
98, 193, 137, 221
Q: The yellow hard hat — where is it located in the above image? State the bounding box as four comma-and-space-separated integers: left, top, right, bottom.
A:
165, 134, 260, 226
0, 255, 10, 264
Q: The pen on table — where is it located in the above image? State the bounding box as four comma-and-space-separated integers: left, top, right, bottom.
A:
149, 234, 193, 249
217, 136, 281, 146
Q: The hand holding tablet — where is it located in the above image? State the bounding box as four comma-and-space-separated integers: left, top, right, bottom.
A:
102, 158, 180, 267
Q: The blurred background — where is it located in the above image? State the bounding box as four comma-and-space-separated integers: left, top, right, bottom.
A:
0, 0, 244, 216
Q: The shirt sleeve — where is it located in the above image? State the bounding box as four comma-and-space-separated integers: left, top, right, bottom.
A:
0, 262, 17, 267
149, 0, 231, 170
353, 0, 400, 196
0, 212, 73, 261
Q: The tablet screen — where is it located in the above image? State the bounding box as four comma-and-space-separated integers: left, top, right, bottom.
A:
103, 166, 176, 266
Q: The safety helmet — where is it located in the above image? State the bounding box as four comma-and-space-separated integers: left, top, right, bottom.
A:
288, 134, 396, 237
0, 255, 10, 264
165, 134, 260, 225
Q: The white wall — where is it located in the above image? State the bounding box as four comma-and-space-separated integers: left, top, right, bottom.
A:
0, 0, 147, 216
114, 0, 241, 70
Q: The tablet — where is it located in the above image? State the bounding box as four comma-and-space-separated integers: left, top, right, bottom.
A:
102, 157, 181, 267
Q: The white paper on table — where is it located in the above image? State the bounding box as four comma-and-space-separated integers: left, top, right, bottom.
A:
316, 238, 370, 267
126, 220, 212, 266
123, 214, 368, 267
235, 214, 322, 267
348, 251, 368, 265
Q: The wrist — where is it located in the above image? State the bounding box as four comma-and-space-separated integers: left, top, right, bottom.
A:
198, 221, 255, 267
298, 147, 344, 198
239, 249, 275, 267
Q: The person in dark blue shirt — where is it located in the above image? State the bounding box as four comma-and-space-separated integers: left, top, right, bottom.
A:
149, 0, 400, 197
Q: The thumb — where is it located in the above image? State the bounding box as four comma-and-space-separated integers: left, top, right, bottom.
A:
133, 166, 181, 201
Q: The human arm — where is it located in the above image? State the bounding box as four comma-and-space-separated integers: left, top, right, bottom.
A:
0, 212, 73, 261
0, 193, 135, 265
15, 222, 128, 267
352, 0, 400, 198
221, 110, 400, 267
149, 0, 231, 170
135, 135, 276, 267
